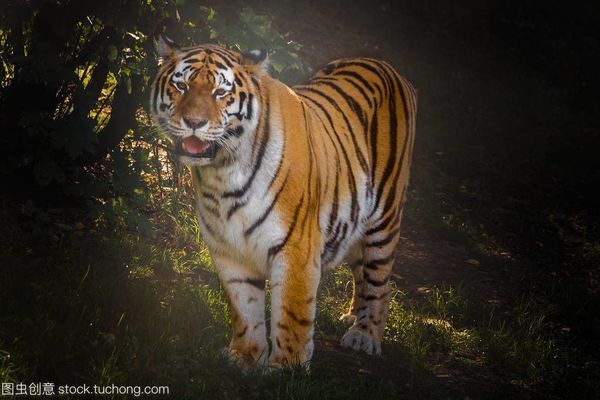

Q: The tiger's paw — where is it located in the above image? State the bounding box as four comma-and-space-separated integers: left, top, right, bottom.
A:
267, 358, 311, 373
268, 350, 311, 371
340, 326, 382, 355
222, 346, 267, 371
267, 352, 285, 369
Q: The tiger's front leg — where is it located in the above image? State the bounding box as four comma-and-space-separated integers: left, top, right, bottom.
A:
268, 254, 321, 368
213, 255, 268, 368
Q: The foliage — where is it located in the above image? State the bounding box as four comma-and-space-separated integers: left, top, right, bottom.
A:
0, 0, 307, 207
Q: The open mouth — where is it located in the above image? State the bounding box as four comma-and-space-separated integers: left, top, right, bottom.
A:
173, 136, 220, 159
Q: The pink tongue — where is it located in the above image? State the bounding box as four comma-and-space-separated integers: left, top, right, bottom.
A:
182, 136, 209, 155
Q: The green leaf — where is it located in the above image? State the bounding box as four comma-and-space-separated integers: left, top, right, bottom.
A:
270, 61, 285, 73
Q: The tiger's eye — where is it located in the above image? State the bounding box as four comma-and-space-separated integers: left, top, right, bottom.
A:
175, 82, 187, 91
214, 88, 227, 97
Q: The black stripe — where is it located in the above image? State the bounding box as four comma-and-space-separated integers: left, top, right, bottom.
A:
227, 200, 247, 220
268, 194, 305, 260
326, 221, 342, 253
366, 59, 394, 97
227, 278, 265, 290
246, 93, 254, 120
358, 290, 390, 302
264, 143, 285, 194
327, 167, 339, 235
364, 253, 396, 270
202, 191, 219, 204
214, 60, 227, 70
322, 222, 348, 264
198, 210, 218, 239
304, 143, 318, 249
244, 172, 289, 237
364, 273, 389, 287
371, 67, 400, 217
159, 64, 177, 102
165, 64, 177, 76
189, 69, 201, 81
366, 227, 401, 248
211, 48, 235, 67
299, 98, 340, 213
203, 204, 220, 218
237, 91, 247, 119
300, 119, 316, 240
236, 325, 248, 338
182, 49, 204, 58
223, 92, 270, 198
369, 107, 378, 184
225, 126, 244, 137
335, 60, 388, 97
334, 70, 375, 95
298, 96, 347, 235
297, 92, 359, 224
298, 82, 370, 178
343, 75, 374, 108
367, 187, 405, 234
374, 66, 412, 217
156, 74, 168, 113
321, 75, 374, 109
306, 80, 368, 127
284, 306, 312, 326
400, 76, 417, 165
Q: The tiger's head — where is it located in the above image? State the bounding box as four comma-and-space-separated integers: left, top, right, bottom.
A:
150, 35, 267, 166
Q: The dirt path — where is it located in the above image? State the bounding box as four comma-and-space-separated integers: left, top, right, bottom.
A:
396, 220, 517, 305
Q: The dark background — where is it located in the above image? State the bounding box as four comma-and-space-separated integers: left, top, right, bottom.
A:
1, 1, 599, 398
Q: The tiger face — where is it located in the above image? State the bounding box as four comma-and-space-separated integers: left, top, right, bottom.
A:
150, 36, 267, 166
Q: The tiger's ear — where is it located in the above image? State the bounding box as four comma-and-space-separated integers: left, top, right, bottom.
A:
240, 49, 269, 76
155, 34, 179, 60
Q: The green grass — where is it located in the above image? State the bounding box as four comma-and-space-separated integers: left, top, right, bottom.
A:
0, 192, 599, 399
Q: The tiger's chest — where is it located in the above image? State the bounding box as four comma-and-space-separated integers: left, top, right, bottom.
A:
196, 192, 284, 271
192, 147, 286, 273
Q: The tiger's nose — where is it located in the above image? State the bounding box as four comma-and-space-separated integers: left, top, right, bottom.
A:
183, 117, 208, 130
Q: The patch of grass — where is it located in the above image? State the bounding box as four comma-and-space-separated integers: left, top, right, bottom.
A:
482, 297, 559, 383
1, 192, 599, 399
315, 267, 353, 337
0, 345, 22, 384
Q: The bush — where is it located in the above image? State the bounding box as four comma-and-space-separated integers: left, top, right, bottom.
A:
0, 0, 307, 209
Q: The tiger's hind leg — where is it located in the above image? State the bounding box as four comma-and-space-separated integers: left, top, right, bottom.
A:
340, 220, 401, 355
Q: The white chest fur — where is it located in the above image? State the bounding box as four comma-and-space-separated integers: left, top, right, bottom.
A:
192, 132, 285, 275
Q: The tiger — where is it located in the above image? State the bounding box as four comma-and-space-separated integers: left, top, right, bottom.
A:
150, 35, 417, 368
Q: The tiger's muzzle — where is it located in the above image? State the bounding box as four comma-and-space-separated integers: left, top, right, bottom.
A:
173, 135, 220, 161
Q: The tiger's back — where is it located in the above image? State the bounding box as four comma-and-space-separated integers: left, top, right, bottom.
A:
150, 39, 416, 367
293, 58, 417, 270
